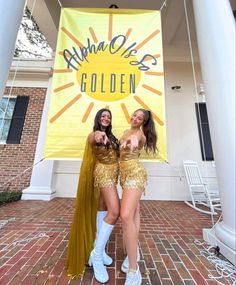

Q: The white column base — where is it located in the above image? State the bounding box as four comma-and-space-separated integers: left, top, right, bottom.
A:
21, 160, 55, 201
215, 222, 236, 252
203, 228, 236, 266
21, 186, 56, 201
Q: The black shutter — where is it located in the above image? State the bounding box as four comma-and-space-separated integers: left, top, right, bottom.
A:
195, 103, 214, 161
6, 96, 29, 144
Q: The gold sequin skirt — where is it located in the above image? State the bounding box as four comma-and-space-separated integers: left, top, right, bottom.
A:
120, 159, 147, 190
94, 161, 119, 189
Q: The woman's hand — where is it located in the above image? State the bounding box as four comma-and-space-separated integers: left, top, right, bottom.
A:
121, 135, 139, 151
94, 131, 109, 145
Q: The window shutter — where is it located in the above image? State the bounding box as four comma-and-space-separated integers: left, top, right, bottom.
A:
195, 103, 214, 161
6, 96, 29, 144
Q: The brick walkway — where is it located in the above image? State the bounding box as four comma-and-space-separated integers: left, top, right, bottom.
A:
0, 199, 232, 285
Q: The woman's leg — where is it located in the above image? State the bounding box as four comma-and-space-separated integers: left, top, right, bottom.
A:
120, 189, 142, 271
98, 192, 107, 211
96, 193, 107, 242
101, 186, 120, 225
98, 186, 120, 265
96, 192, 107, 241
134, 202, 140, 260
134, 202, 140, 237
121, 202, 140, 273
90, 186, 119, 283
95, 192, 113, 265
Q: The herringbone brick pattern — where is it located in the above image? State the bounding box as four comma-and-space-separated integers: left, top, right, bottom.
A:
0, 199, 231, 285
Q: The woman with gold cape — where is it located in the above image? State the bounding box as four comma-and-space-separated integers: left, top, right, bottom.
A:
66, 109, 120, 283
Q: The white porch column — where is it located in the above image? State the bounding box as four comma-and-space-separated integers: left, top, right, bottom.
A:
0, 0, 26, 99
22, 77, 56, 201
193, 0, 236, 265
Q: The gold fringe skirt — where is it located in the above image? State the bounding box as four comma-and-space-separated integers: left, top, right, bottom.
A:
94, 161, 119, 189
120, 159, 147, 190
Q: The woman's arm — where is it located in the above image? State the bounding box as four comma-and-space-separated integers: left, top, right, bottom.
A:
121, 130, 146, 151
88, 131, 109, 145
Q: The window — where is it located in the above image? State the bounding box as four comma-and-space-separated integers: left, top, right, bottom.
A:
0, 96, 29, 144
195, 102, 214, 161
0, 97, 17, 143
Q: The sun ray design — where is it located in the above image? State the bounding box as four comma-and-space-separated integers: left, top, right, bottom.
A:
82, 102, 94, 123
50, 94, 82, 123
89, 27, 98, 43
108, 14, 113, 41
143, 54, 161, 61
53, 68, 73, 73
121, 103, 130, 123
53, 82, 74, 93
142, 84, 162, 96
58, 51, 70, 58
135, 29, 160, 51
144, 71, 164, 76
53, 82, 75, 93
125, 28, 132, 40
61, 27, 84, 48
134, 96, 164, 126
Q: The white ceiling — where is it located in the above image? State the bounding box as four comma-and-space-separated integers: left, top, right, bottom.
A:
27, 0, 236, 61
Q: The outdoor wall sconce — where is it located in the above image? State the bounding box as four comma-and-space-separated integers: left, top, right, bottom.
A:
171, 85, 181, 90
109, 4, 119, 8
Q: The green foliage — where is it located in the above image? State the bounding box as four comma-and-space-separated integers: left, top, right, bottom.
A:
0, 191, 22, 205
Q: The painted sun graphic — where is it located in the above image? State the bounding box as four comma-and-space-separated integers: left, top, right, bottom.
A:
45, 8, 167, 161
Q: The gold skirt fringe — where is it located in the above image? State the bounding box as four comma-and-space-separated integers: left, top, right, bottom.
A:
120, 159, 147, 190
94, 161, 119, 189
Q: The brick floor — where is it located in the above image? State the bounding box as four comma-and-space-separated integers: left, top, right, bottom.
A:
0, 199, 233, 285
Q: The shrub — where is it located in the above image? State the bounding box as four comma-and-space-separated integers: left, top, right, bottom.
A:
0, 191, 22, 205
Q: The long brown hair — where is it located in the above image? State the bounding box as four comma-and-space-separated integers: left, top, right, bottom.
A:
136, 109, 157, 154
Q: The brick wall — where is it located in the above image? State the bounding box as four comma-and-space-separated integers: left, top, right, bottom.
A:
0, 87, 47, 192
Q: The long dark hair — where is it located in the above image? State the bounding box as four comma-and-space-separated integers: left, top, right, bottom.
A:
136, 109, 158, 154
93, 108, 119, 149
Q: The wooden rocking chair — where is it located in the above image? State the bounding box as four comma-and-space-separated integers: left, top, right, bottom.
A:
183, 160, 221, 215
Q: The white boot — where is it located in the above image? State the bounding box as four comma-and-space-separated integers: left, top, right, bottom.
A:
125, 265, 141, 285
95, 211, 113, 266
89, 221, 114, 283
121, 247, 140, 273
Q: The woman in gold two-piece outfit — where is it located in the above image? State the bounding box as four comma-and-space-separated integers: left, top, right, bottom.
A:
66, 109, 120, 283
119, 109, 157, 285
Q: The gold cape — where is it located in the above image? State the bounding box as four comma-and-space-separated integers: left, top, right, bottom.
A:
66, 140, 99, 278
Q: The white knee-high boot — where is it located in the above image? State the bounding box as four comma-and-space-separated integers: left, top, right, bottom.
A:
95, 211, 113, 266
89, 221, 114, 283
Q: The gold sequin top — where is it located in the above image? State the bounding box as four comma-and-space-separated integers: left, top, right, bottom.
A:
92, 143, 118, 164
120, 145, 142, 162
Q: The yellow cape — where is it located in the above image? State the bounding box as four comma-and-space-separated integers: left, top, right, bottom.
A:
66, 140, 99, 278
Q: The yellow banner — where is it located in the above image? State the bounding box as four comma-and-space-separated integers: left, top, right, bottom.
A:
44, 8, 167, 161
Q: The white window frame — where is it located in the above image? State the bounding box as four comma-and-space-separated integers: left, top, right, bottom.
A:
0, 95, 17, 144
